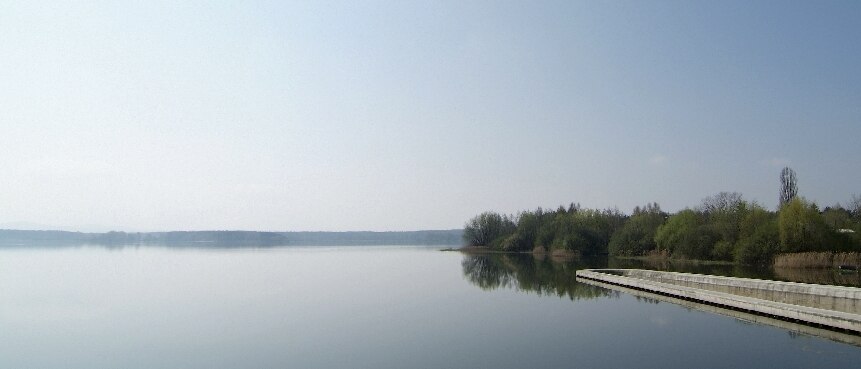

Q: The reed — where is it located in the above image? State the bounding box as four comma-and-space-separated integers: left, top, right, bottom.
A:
644, 249, 670, 259
833, 253, 861, 268
773, 252, 861, 269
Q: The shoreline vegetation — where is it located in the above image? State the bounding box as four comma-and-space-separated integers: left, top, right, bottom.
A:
461, 180, 861, 269
457, 245, 582, 262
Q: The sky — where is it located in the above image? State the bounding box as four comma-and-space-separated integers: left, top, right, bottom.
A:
1, 1, 859, 232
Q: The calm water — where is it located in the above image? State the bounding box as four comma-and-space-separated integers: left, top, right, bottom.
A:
1, 245, 860, 368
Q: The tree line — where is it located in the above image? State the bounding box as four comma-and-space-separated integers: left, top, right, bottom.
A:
462, 170, 861, 265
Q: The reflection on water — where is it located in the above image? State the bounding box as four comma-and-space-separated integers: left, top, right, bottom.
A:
461, 253, 616, 300
608, 257, 775, 279
459, 251, 861, 364
578, 277, 861, 348
463, 252, 861, 305
611, 257, 861, 287
772, 267, 861, 287
463, 252, 861, 293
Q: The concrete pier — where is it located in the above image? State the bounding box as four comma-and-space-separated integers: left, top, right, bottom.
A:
577, 276, 861, 347
575, 269, 861, 334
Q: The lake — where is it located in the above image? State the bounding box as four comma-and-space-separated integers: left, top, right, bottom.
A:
1, 245, 860, 368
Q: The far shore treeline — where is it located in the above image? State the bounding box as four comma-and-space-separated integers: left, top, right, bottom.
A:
463, 170, 861, 265
0, 229, 463, 247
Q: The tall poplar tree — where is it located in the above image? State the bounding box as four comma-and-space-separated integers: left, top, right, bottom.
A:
779, 167, 798, 208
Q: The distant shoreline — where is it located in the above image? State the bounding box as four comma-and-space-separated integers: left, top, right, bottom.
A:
0, 229, 464, 247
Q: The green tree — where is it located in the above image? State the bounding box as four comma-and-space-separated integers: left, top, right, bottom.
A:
463, 211, 515, 247
820, 204, 861, 252
777, 198, 828, 252
535, 208, 560, 249
822, 205, 852, 230
654, 209, 716, 259
735, 204, 779, 265
608, 204, 665, 256
500, 210, 540, 251
552, 210, 603, 254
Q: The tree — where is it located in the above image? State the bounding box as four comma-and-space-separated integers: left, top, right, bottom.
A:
501, 210, 540, 251
735, 204, 779, 265
777, 198, 828, 252
551, 209, 621, 255
654, 209, 716, 259
608, 204, 665, 256
701, 192, 744, 215
822, 205, 852, 230
849, 194, 861, 220
462, 211, 515, 247
699, 191, 747, 246
779, 167, 798, 208
820, 204, 861, 252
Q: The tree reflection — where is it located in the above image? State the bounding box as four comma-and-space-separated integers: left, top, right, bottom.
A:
772, 267, 861, 287
609, 256, 861, 287
461, 253, 616, 301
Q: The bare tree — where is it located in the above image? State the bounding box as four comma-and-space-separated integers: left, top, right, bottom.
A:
779, 167, 798, 208
701, 192, 744, 215
849, 194, 861, 219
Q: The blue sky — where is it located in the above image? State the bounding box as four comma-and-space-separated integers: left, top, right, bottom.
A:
1, 1, 859, 231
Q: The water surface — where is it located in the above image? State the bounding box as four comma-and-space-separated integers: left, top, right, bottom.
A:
1, 245, 859, 368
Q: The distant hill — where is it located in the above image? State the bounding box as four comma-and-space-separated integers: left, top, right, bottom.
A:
0, 229, 463, 247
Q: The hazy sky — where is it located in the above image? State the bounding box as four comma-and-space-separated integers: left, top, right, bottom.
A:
1, 1, 859, 232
